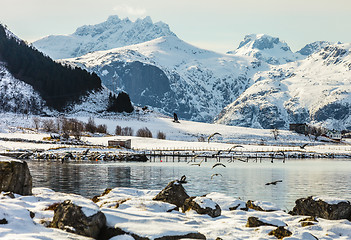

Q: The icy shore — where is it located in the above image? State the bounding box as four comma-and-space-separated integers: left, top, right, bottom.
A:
1, 186, 351, 240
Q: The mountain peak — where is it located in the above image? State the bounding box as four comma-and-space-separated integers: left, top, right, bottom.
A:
297, 41, 332, 56
237, 34, 291, 51
228, 33, 301, 65
33, 15, 176, 59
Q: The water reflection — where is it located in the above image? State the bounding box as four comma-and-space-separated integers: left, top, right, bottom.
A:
27, 159, 351, 209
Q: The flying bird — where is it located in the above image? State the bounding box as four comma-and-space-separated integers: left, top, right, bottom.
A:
265, 180, 283, 185
211, 150, 223, 158
212, 163, 226, 169
211, 173, 223, 179
187, 154, 200, 164
191, 158, 205, 166
82, 148, 90, 155
227, 145, 244, 153
300, 143, 308, 149
207, 132, 221, 143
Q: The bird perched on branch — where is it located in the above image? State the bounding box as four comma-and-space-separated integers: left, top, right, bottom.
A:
212, 163, 226, 169
211, 173, 223, 179
208, 132, 221, 143
265, 180, 282, 185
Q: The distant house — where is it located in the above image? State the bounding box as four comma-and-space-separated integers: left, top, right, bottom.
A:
324, 130, 342, 141
108, 139, 131, 149
289, 123, 308, 135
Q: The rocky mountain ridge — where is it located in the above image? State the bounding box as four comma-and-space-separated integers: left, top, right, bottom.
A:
33, 15, 176, 59
215, 43, 351, 130
31, 16, 351, 129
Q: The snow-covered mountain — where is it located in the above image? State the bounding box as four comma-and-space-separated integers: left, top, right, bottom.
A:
227, 34, 303, 65
0, 64, 46, 114
215, 43, 351, 130
65, 35, 266, 122
296, 41, 332, 56
33, 15, 176, 59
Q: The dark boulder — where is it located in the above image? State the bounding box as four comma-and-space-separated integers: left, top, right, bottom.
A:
0, 218, 8, 224
0, 160, 32, 195
50, 200, 106, 239
289, 196, 351, 221
245, 217, 278, 228
154, 232, 206, 240
268, 226, 292, 239
182, 196, 221, 218
153, 180, 190, 208
246, 200, 276, 212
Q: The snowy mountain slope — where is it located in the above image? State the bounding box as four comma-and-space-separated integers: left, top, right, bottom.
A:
296, 41, 332, 56
215, 43, 351, 130
65, 35, 267, 122
33, 15, 176, 60
0, 63, 46, 114
227, 34, 303, 65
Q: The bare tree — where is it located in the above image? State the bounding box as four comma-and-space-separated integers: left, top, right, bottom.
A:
42, 119, 56, 133
115, 125, 122, 135
121, 127, 133, 136
96, 124, 107, 134
157, 131, 166, 139
136, 127, 153, 138
85, 117, 96, 133
32, 117, 40, 131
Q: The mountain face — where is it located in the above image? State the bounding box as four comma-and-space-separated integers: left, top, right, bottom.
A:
65, 36, 264, 122
297, 41, 332, 56
33, 15, 176, 60
227, 34, 303, 65
33, 15, 350, 129
215, 43, 351, 130
0, 24, 134, 115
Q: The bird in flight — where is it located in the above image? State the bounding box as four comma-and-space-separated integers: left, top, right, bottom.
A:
212, 162, 226, 169
211, 173, 223, 179
227, 145, 244, 153
265, 180, 283, 185
300, 143, 308, 149
208, 132, 221, 143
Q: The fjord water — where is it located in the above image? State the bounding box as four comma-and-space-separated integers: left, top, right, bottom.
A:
27, 159, 351, 210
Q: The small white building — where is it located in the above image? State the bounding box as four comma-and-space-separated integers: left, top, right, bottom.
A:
325, 130, 342, 141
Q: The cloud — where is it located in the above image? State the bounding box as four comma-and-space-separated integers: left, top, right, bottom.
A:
113, 5, 146, 19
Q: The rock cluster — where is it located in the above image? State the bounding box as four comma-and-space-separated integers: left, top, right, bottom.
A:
0, 160, 32, 195
289, 196, 351, 221
153, 179, 222, 218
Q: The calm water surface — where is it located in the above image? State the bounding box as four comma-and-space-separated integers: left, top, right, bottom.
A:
27, 159, 351, 210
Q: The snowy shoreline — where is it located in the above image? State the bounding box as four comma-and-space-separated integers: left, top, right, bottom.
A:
1, 185, 351, 240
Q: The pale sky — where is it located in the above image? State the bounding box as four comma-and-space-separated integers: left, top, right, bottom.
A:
1, 0, 350, 53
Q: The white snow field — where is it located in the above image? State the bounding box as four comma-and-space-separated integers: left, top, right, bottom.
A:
1, 186, 351, 240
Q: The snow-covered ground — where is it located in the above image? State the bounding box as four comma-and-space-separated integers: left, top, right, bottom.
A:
0, 113, 350, 155
1, 186, 350, 240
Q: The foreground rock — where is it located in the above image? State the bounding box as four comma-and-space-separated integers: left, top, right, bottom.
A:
50, 200, 106, 238
289, 196, 351, 221
268, 226, 292, 239
153, 180, 190, 207
182, 196, 221, 218
246, 217, 277, 228
0, 159, 32, 195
